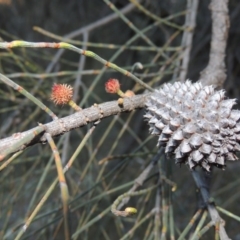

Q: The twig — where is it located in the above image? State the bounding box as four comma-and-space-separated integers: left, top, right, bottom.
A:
0, 93, 150, 156
117, 149, 163, 210
191, 170, 230, 240
103, 0, 172, 62
179, 0, 199, 82
216, 206, 240, 222
0, 41, 153, 91
14, 122, 99, 240
0, 73, 58, 120
129, 0, 185, 30
45, 133, 70, 240
33, 26, 181, 52
119, 209, 156, 240
61, 31, 89, 165
111, 185, 157, 217
169, 204, 175, 240
190, 210, 208, 240
178, 209, 203, 240
154, 182, 161, 240
44, 3, 135, 72
0, 151, 23, 171
191, 221, 215, 240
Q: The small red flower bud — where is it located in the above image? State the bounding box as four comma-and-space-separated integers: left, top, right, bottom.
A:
50, 83, 73, 105
105, 79, 120, 94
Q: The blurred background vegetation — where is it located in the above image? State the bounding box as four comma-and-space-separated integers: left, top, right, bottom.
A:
0, 0, 240, 239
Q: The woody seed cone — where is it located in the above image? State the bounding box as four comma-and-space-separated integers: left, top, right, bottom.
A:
144, 80, 240, 171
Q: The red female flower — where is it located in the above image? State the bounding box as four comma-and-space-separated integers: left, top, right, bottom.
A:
51, 83, 73, 105
50, 83, 81, 111
105, 79, 124, 97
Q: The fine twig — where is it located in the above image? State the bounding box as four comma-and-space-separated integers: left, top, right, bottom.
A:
61, 31, 89, 165
111, 185, 157, 217
190, 210, 208, 239
0, 41, 153, 91
178, 209, 203, 240
119, 209, 156, 240
179, 0, 199, 82
154, 168, 161, 240
33, 26, 181, 52
44, 3, 136, 72
193, 221, 215, 240
45, 133, 70, 240
117, 149, 163, 210
14, 122, 99, 240
129, 0, 185, 30
0, 73, 58, 120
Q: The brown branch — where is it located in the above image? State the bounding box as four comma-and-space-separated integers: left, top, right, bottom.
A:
200, 0, 230, 88
192, 1, 230, 239
0, 94, 150, 156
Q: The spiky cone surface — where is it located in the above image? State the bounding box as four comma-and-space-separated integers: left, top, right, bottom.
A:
144, 80, 240, 171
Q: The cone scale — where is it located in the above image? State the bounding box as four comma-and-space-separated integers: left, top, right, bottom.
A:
144, 80, 240, 171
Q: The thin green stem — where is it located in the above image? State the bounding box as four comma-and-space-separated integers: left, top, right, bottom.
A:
14, 123, 98, 240
45, 133, 70, 240
190, 210, 208, 240
0, 41, 153, 91
0, 151, 23, 171
120, 209, 156, 240
33, 26, 181, 52
177, 209, 202, 240
129, 0, 185, 30
0, 73, 58, 120
111, 185, 157, 217
216, 206, 240, 222
191, 221, 214, 240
